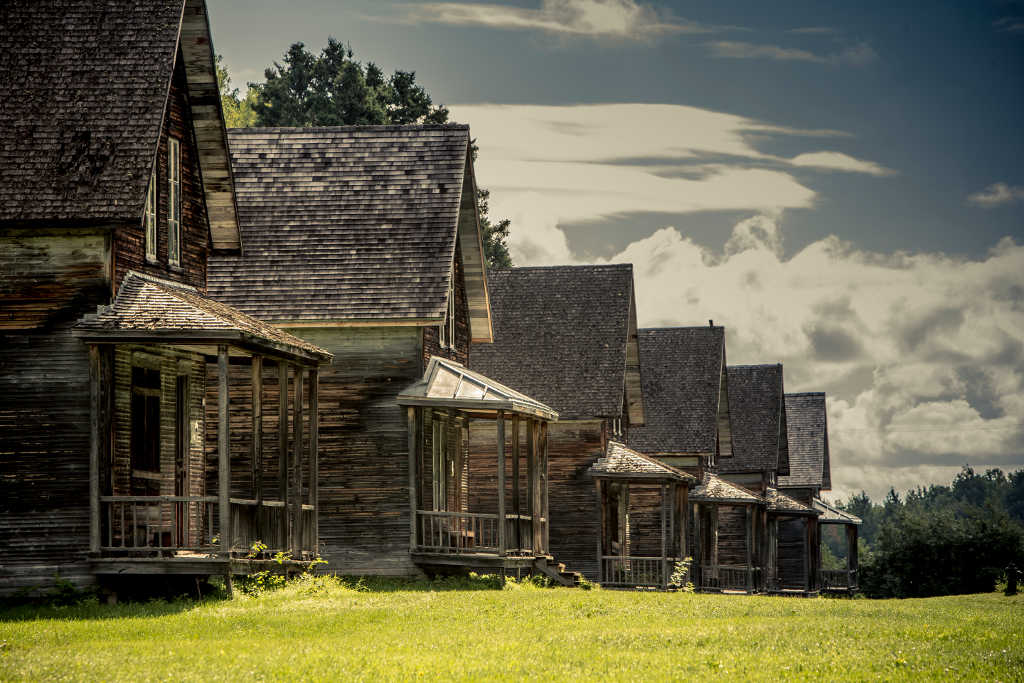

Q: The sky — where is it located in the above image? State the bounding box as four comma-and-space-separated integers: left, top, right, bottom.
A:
209, 0, 1024, 502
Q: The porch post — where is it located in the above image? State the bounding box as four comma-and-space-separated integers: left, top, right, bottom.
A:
407, 406, 419, 550
692, 504, 702, 587
660, 483, 668, 588
252, 356, 263, 508
531, 420, 543, 554
595, 478, 605, 582
848, 524, 859, 588
496, 411, 506, 556
218, 345, 231, 556
278, 362, 289, 547
511, 414, 520, 547
88, 345, 101, 553
541, 421, 549, 553
309, 367, 319, 553
710, 505, 719, 578
291, 365, 303, 556
745, 505, 753, 592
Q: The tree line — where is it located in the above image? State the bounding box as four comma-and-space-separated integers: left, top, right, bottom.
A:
828, 466, 1024, 597
217, 38, 512, 269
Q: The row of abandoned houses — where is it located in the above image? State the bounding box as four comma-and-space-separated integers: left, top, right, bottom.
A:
0, 0, 860, 596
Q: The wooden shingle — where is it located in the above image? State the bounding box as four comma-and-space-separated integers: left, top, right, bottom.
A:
779, 392, 832, 490
722, 364, 790, 476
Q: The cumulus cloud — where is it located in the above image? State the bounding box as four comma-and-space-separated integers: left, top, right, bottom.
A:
401, 0, 709, 40
967, 182, 1024, 208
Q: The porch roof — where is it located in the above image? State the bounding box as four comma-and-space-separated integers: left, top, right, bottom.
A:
766, 487, 818, 516
591, 441, 696, 483
72, 271, 332, 364
814, 498, 862, 525
691, 473, 764, 505
397, 356, 558, 420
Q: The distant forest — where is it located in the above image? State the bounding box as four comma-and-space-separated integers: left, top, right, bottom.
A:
827, 466, 1024, 597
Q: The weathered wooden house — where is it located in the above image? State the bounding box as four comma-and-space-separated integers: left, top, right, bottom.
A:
469, 265, 645, 582
719, 364, 821, 594
780, 392, 860, 592
207, 126, 567, 580
0, 0, 332, 595
626, 326, 763, 592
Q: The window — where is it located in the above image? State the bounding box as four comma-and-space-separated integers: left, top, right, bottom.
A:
167, 137, 181, 267
143, 170, 157, 261
131, 366, 161, 473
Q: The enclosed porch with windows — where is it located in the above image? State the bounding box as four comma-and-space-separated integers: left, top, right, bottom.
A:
398, 357, 573, 581
765, 488, 821, 594
590, 442, 695, 589
691, 474, 766, 593
73, 272, 332, 583
815, 498, 862, 592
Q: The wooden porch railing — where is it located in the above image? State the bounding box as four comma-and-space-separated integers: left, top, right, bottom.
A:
820, 568, 858, 591
601, 556, 678, 588
697, 564, 761, 592
99, 496, 316, 555
414, 511, 547, 556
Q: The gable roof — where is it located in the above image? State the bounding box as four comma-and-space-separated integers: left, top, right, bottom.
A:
73, 271, 331, 364
627, 326, 725, 456
779, 392, 832, 490
469, 265, 643, 421
397, 356, 557, 420
0, 0, 240, 247
766, 487, 817, 515
691, 473, 763, 504
721, 364, 790, 476
591, 441, 696, 482
814, 498, 861, 525
207, 125, 492, 340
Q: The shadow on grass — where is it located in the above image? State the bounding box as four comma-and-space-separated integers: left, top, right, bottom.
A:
0, 572, 515, 622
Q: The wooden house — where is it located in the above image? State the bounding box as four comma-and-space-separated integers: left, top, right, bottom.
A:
207, 126, 567, 580
720, 364, 820, 594
780, 392, 861, 592
469, 265, 645, 581
0, 0, 331, 595
626, 326, 764, 592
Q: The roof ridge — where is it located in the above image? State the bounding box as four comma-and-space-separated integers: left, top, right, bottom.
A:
638, 325, 724, 332
122, 269, 199, 293
490, 263, 633, 272
729, 363, 783, 369
787, 391, 825, 397
227, 124, 470, 134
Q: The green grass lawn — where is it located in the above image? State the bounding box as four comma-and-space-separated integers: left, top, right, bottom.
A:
2, 577, 1022, 681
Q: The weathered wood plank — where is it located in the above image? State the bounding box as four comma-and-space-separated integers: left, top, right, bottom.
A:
218, 345, 230, 554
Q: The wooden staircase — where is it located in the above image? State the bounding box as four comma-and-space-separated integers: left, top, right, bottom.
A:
532, 556, 583, 587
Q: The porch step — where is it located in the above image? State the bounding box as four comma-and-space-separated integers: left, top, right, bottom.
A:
532, 557, 583, 587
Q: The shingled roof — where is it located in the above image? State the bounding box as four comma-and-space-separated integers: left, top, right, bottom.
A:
779, 393, 832, 490
814, 498, 861, 525
691, 473, 763, 504
0, 0, 240, 247
721, 364, 790, 476
469, 265, 643, 421
628, 327, 726, 456
207, 126, 492, 340
766, 487, 817, 515
591, 441, 695, 482
74, 271, 331, 363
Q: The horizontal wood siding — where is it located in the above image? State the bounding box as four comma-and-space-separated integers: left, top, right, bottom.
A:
281, 326, 423, 575
113, 52, 208, 293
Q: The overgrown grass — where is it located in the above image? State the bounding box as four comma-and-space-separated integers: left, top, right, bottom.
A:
1, 575, 1021, 681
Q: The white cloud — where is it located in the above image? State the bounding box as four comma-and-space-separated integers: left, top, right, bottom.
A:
451, 103, 890, 264
706, 40, 878, 66
967, 182, 1024, 208
403, 0, 706, 40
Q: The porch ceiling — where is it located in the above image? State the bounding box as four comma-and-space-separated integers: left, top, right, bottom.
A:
397, 356, 558, 420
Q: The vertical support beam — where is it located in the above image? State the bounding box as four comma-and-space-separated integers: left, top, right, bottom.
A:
660, 483, 668, 588
744, 505, 753, 592
595, 478, 605, 581
252, 356, 263, 504
692, 504, 702, 587
218, 345, 230, 556
525, 419, 535, 520
710, 505, 719, 576
511, 414, 520, 522
407, 406, 419, 550
278, 362, 288, 523
531, 419, 543, 554
496, 411, 506, 556
88, 345, 101, 554
803, 517, 812, 591
848, 524, 859, 588
540, 421, 549, 554
291, 365, 303, 555
308, 367, 319, 553
431, 415, 441, 511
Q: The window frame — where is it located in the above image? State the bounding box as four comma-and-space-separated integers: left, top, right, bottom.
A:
167, 136, 182, 268
143, 169, 157, 262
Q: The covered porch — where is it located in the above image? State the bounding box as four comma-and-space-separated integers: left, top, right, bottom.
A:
398, 358, 567, 579
691, 474, 765, 593
815, 498, 862, 592
765, 488, 821, 594
73, 272, 332, 582
591, 442, 695, 589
